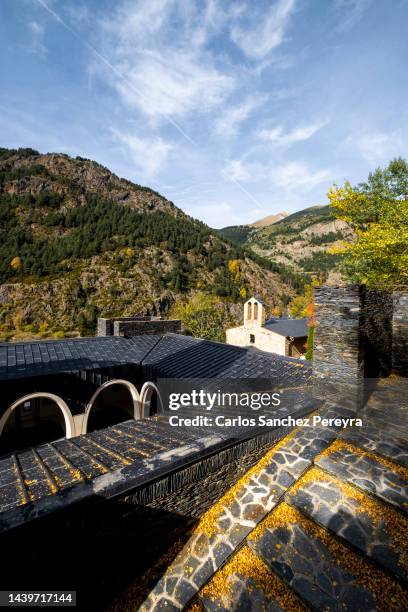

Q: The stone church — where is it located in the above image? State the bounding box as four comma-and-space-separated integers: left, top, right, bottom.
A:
226, 296, 309, 357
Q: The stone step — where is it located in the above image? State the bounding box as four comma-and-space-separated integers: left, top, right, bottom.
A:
340, 426, 408, 467
128, 417, 206, 445
112, 420, 194, 451
140, 425, 340, 610
248, 502, 407, 611
358, 407, 408, 438
285, 467, 408, 583
199, 574, 282, 611
315, 441, 408, 514
196, 545, 306, 611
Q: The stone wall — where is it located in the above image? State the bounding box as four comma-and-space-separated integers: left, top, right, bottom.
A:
313, 285, 364, 406
362, 290, 393, 378
393, 292, 408, 375
313, 285, 407, 403
97, 316, 181, 337
226, 325, 287, 355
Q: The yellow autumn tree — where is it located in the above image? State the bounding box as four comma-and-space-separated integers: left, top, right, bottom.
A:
10, 256, 22, 273
329, 158, 408, 290
228, 259, 240, 281
289, 278, 319, 318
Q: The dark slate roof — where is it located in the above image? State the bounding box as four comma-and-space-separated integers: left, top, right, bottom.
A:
141, 333, 310, 382
251, 295, 266, 305
264, 317, 309, 337
0, 333, 311, 383
0, 335, 161, 381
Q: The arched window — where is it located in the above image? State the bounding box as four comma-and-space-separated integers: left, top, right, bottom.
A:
247, 302, 252, 320
253, 302, 258, 320
0, 393, 74, 455
82, 379, 140, 434
140, 382, 164, 417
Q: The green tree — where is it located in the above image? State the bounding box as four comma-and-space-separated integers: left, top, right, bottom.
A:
169, 292, 236, 342
78, 305, 98, 336
305, 326, 315, 360
329, 158, 408, 289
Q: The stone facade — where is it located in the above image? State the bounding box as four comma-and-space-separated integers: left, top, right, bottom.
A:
313, 284, 364, 406
362, 289, 393, 377
226, 297, 306, 357
393, 292, 408, 375
313, 285, 407, 404
97, 316, 181, 337
226, 324, 287, 354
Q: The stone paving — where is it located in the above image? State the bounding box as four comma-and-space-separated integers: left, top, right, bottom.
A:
136, 378, 408, 612
340, 426, 408, 467
286, 467, 408, 582
315, 441, 408, 514
139, 420, 345, 611
250, 509, 377, 611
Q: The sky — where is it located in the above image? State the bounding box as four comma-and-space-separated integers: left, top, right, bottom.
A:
0, 0, 407, 228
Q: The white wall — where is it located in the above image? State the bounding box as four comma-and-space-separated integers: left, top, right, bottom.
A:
226, 325, 287, 355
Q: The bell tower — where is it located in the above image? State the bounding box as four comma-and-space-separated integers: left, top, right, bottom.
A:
244, 297, 266, 327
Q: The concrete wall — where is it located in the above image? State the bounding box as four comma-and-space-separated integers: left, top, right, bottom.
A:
226, 325, 287, 355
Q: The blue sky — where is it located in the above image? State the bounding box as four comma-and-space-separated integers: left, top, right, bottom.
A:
0, 0, 407, 228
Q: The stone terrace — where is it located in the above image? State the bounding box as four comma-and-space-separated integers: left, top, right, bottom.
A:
133, 378, 408, 612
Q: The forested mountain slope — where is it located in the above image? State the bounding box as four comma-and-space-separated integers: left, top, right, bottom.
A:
0, 147, 305, 340
219, 205, 353, 276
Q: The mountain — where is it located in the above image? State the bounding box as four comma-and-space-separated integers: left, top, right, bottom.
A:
249, 211, 288, 228
0, 147, 306, 341
217, 211, 288, 245
218, 205, 353, 276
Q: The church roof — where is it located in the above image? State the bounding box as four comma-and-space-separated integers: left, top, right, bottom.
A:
264, 317, 309, 337
249, 295, 267, 305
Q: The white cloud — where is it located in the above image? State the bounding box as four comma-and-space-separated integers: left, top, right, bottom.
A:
28, 20, 46, 55
188, 201, 237, 228
111, 130, 173, 178
258, 121, 327, 146
223, 158, 330, 192
334, 0, 372, 32
222, 159, 257, 182
63, 2, 91, 26
100, 0, 234, 121
231, 0, 296, 59
115, 50, 233, 119
270, 162, 330, 190
214, 95, 267, 137
349, 131, 403, 164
